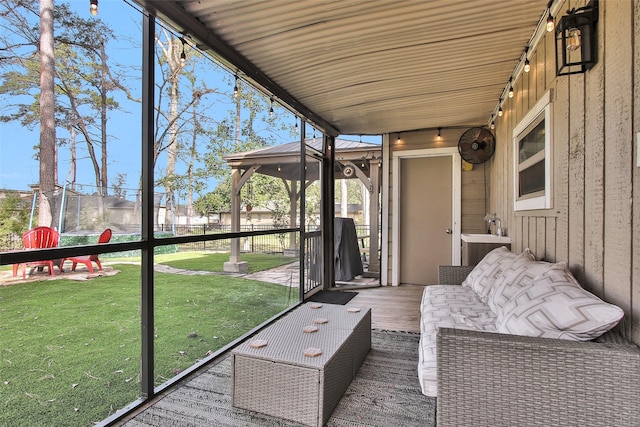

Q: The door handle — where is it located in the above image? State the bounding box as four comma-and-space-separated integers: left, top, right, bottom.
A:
445, 229, 452, 234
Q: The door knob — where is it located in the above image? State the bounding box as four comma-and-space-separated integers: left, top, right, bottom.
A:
445, 229, 452, 234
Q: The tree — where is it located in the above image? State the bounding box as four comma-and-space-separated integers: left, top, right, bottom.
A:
153, 29, 220, 225
38, 0, 55, 226
0, 1, 134, 223
0, 193, 31, 249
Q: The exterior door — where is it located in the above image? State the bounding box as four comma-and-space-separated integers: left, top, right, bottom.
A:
399, 155, 453, 285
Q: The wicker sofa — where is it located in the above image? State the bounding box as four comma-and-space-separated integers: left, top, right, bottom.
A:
418, 246, 640, 426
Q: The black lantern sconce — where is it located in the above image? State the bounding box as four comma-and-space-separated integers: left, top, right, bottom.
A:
555, 0, 598, 76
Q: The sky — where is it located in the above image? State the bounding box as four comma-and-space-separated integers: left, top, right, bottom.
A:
0, 0, 380, 199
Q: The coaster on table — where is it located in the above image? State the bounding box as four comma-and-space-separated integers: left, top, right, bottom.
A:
303, 347, 322, 357
303, 325, 319, 333
310, 303, 323, 309
347, 307, 361, 313
249, 339, 268, 348
313, 317, 328, 324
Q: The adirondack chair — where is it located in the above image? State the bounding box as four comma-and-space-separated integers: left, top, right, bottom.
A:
62, 228, 112, 273
17, 226, 61, 279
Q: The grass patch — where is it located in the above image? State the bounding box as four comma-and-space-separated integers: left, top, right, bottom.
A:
156, 252, 295, 273
0, 263, 295, 426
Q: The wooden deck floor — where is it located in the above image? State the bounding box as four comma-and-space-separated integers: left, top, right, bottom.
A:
346, 284, 425, 333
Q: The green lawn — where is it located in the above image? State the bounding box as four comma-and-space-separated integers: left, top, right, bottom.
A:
0, 256, 296, 426
153, 251, 295, 273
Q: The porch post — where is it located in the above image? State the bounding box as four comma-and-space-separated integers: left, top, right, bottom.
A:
224, 167, 248, 273
288, 179, 298, 251
367, 161, 381, 274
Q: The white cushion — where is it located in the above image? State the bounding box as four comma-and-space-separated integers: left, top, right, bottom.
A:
418, 285, 497, 397
496, 267, 624, 341
461, 246, 516, 302
487, 250, 560, 315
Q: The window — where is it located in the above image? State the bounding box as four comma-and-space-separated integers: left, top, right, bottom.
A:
513, 90, 552, 211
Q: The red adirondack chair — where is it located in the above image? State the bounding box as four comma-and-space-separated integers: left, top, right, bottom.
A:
16, 226, 61, 279
63, 228, 112, 273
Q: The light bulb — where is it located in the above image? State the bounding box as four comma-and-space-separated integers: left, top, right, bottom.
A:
397, 134, 401, 144
524, 58, 530, 73
179, 37, 186, 66
233, 75, 239, 98
546, 15, 555, 32
437, 128, 441, 141
90, 0, 98, 15
508, 85, 514, 98
498, 107, 503, 117
491, 121, 495, 130
566, 28, 582, 51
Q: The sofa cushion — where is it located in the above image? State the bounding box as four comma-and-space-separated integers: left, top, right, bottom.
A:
487, 251, 559, 315
461, 246, 517, 302
496, 266, 624, 341
418, 285, 497, 397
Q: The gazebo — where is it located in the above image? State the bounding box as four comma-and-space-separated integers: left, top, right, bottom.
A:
222, 138, 381, 276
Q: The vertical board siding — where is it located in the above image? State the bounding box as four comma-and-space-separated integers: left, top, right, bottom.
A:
632, 0, 640, 344
489, 0, 638, 343
603, 0, 633, 333
568, 70, 586, 284
554, 77, 570, 262
583, 9, 606, 298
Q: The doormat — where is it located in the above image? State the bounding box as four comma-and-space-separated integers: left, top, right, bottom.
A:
307, 290, 358, 305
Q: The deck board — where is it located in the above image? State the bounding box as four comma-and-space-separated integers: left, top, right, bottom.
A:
346, 284, 425, 333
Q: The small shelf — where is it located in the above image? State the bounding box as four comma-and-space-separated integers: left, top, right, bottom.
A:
461, 233, 511, 244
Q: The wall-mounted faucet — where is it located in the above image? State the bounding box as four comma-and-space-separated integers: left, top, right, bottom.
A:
484, 213, 504, 236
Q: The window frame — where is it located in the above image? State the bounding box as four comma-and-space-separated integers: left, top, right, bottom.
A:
512, 90, 553, 211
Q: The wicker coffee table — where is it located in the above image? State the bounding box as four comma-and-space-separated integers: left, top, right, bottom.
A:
232, 302, 371, 426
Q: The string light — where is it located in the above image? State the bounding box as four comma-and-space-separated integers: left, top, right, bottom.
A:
491, 121, 495, 130
437, 127, 441, 141
546, 14, 555, 32
179, 38, 186, 66
89, 0, 98, 15
523, 46, 530, 73
508, 79, 514, 98
233, 74, 239, 98
269, 97, 274, 117
498, 106, 503, 117
396, 133, 401, 144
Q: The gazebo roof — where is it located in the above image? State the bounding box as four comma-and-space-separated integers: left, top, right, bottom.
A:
224, 138, 381, 181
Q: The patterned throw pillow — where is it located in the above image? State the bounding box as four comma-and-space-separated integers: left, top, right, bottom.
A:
486, 249, 552, 314
461, 246, 516, 302
497, 267, 624, 341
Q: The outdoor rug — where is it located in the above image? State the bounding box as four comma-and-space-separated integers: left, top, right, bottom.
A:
307, 290, 358, 305
122, 330, 436, 426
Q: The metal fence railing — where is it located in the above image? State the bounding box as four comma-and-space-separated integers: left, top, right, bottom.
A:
1, 223, 373, 256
